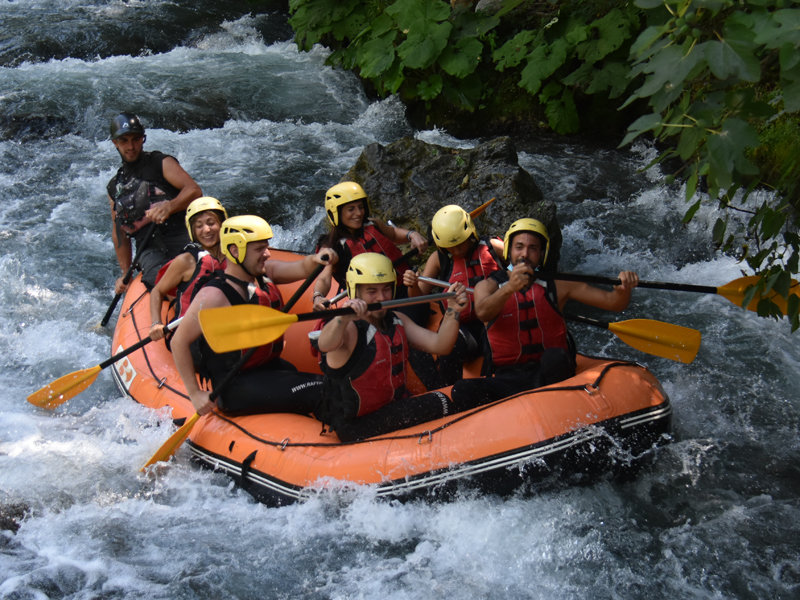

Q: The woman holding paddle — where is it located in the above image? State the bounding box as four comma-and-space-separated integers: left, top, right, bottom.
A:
403, 205, 505, 385
148, 197, 228, 341
311, 182, 428, 312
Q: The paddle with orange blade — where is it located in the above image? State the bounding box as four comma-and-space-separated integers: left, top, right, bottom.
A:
141, 257, 330, 471
414, 276, 701, 363
27, 318, 183, 409
536, 272, 799, 316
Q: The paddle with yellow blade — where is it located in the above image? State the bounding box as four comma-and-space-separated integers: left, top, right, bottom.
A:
323, 198, 496, 308
566, 314, 701, 364
416, 275, 700, 363
535, 272, 799, 316
27, 318, 183, 409
200, 292, 457, 354
141, 257, 330, 471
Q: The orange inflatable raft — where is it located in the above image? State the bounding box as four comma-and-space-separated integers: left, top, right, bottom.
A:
112, 249, 672, 505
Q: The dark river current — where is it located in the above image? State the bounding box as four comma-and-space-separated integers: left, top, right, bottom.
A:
1, 2, 798, 598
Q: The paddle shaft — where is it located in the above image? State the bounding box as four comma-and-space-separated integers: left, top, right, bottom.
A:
99, 318, 182, 370
565, 313, 609, 330
101, 221, 159, 326
534, 271, 717, 294
418, 276, 473, 294
208, 257, 328, 402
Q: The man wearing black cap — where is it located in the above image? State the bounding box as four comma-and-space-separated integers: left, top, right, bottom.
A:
107, 112, 202, 292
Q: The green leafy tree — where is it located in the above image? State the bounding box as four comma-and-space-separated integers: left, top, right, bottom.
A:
287, 0, 800, 330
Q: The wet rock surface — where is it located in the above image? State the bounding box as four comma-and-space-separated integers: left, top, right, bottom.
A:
341, 136, 562, 268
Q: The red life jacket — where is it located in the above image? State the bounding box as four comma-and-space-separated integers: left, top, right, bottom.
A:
486, 272, 568, 367
155, 244, 226, 318
322, 313, 409, 417
439, 236, 504, 322
200, 274, 285, 374
339, 222, 409, 279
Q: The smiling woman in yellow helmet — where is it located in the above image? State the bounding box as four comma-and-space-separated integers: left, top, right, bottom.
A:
311, 181, 428, 311
148, 196, 228, 342
403, 204, 506, 385
448, 218, 640, 412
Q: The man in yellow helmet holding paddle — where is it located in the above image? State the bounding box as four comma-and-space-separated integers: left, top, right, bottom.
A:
171, 215, 336, 417
450, 218, 639, 408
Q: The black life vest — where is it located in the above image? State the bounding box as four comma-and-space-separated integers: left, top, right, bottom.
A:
154, 243, 226, 319
438, 235, 504, 322
107, 151, 181, 240
485, 270, 569, 368
317, 312, 409, 429
197, 273, 284, 379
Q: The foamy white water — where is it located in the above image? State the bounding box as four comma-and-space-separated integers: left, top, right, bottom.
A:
1, 3, 798, 599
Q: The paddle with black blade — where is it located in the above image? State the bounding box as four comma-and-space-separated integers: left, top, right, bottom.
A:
141, 256, 329, 471
322, 198, 496, 308
199, 293, 457, 354
100, 221, 159, 327
27, 318, 184, 409
414, 276, 701, 363
535, 272, 799, 316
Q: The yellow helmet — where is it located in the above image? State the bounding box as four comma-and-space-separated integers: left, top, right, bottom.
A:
431, 205, 477, 250
185, 197, 228, 242
325, 182, 369, 227
220, 215, 273, 264
346, 253, 396, 299
503, 218, 550, 265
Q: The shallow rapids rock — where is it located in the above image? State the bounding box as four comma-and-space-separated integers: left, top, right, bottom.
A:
341, 136, 562, 268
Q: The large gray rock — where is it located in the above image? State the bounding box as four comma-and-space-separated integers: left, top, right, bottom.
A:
342, 136, 562, 268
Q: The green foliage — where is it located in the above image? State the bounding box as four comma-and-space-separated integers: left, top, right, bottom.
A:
622, 0, 800, 330
287, 0, 800, 330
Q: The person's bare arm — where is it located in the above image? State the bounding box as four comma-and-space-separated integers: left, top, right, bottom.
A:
148, 253, 196, 340
555, 271, 639, 312
400, 283, 467, 355
372, 218, 428, 254
266, 250, 337, 285
144, 157, 202, 224
110, 195, 133, 294
317, 300, 362, 367
171, 286, 228, 415
474, 263, 533, 322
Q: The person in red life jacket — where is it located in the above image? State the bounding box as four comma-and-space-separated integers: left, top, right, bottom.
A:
311, 181, 440, 388
171, 215, 337, 417
107, 112, 202, 293
315, 253, 468, 442
403, 205, 505, 385
148, 197, 228, 342
310, 181, 428, 311
450, 218, 639, 410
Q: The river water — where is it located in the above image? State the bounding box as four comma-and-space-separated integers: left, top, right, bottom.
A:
1, 2, 798, 598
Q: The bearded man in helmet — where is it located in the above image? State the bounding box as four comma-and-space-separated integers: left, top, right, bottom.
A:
106, 112, 202, 293
171, 215, 336, 417
315, 253, 468, 442
403, 204, 505, 385
449, 218, 639, 409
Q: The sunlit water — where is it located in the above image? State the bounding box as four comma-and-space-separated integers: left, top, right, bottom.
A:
1, 2, 798, 599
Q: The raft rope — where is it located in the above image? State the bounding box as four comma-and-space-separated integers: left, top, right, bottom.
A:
125, 289, 191, 401
120, 287, 655, 450
211, 357, 648, 449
